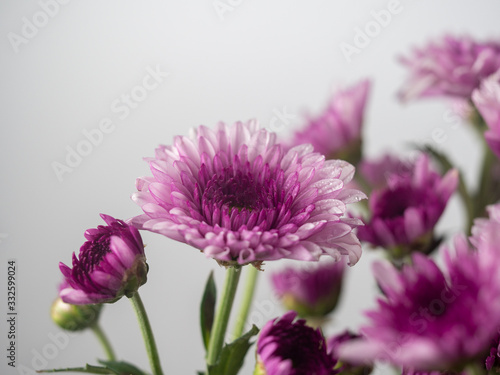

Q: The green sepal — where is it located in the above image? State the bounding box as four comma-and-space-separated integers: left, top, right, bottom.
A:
200, 270, 217, 351
207, 324, 260, 375
37, 360, 148, 375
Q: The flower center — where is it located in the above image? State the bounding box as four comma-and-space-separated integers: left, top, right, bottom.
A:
200, 167, 284, 230
374, 185, 440, 219
84, 239, 112, 272
73, 237, 111, 287
206, 170, 262, 212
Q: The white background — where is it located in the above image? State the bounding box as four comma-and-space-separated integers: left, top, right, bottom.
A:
0, 1, 498, 374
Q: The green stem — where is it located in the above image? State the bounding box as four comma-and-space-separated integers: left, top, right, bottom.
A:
206, 266, 242, 367
466, 363, 486, 375
90, 323, 116, 361
232, 266, 259, 339
457, 170, 475, 234
130, 292, 164, 375
475, 145, 498, 219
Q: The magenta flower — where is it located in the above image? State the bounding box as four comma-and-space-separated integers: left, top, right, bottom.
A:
337, 236, 500, 371
472, 70, 500, 159
254, 311, 339, 375
327, 331, 372, 375
399, 35, 500, 101
271, 259, 345, 318
289, 80, 370, 163
131, 120, 365, 266
59, 214, 147, 305
358, 153, 413, 191
357, 154, 458, 256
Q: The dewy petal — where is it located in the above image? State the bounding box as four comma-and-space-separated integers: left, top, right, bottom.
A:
130, 120, 366, 266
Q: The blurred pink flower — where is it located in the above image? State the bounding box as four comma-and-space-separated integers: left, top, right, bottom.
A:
399, 35, 500, 101
289, 80, 370, 164
472, 70, 500, 158
338, 234, 500, 371
271, 259, 345, 318
357, 154, 457, 256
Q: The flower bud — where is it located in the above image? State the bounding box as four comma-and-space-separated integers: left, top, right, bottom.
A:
59, 214, 148, 305
51, 297, 102, 331
254, 311, 338, 374
271, 260, 345, 319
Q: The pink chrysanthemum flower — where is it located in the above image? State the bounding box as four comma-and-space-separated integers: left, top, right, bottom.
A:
289, 80, 370, 164
131, 120, 365, 266
472, 70, 500, 159
59, 214, 147, 305
357, 154, 458, 257
399, 35, 500, 101
337, 235, 500, 372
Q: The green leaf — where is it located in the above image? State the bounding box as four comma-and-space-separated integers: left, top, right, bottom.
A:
419, 144, 454, 172
37, 364, 115, 374
98, 360, 148, 375
200, 270, 217, 351
37, 361, 148, 375
207, 324, 260, 375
